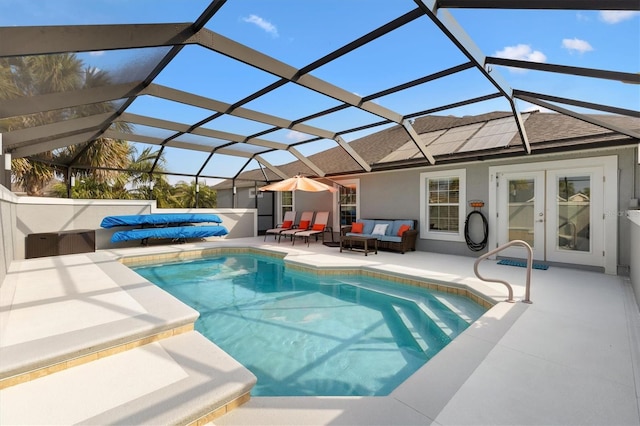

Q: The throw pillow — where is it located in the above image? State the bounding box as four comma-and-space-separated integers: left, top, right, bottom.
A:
312, 223, 325, 231
299, 220, 310, 229
282, 220, 293, 229
397, 224, 411, 236
351, 222, 364, 233
372, 223, 388, 236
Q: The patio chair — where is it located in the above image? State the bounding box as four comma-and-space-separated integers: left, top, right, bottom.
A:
264, 210, 297, 241
291, 211, 329, 246
278, 211, 314, 243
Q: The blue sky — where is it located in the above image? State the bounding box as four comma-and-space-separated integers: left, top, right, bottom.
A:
2, 1, 639, 183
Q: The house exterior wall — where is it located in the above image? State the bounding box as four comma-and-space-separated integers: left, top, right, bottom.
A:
346, 148, 635, 271
215, 146, 636, 274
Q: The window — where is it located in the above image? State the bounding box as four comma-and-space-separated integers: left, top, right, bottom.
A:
420, 169, 466, 241
280, 191, 294, 222
338, 179, 359, 226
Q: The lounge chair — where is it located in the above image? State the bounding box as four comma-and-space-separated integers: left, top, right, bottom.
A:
278, 211, 314, 243
291, 211, 329, 246
264, 211, 297, 241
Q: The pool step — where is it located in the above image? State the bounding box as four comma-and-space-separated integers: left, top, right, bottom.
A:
1, 253, 257, 425
392, 303, 450, 357
0, 331, 257, 425
346, 280, 469, 344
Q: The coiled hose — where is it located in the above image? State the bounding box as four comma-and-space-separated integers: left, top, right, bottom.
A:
464, 210, 488, 251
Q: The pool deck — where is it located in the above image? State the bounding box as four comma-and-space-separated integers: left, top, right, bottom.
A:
2, 236, 639, 425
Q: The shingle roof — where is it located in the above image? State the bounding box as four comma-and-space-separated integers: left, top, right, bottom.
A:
218, 111, 639, 189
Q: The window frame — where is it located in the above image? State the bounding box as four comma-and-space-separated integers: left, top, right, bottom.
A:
419, 169, 466, 242
278, 191, 294, 223
336, 178, 359, 229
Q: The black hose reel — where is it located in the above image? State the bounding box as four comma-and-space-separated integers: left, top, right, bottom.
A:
465, 201, 488, 252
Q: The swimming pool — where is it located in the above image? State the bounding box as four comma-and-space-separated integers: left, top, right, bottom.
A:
133, 253, 487, 396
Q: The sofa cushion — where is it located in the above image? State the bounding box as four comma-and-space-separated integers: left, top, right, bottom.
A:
372, 223, 388, 236
374, 220, 395, 236
351, 222, 364, 233
360, 219, 376, 235
390, 220, 414, 236
397, 224, 411, 236
378, 235, 402, 243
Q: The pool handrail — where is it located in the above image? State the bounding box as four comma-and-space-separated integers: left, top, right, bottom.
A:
473, 240, 533, 304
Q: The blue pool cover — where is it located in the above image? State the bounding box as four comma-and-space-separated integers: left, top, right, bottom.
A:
101, 213, 222, 228
111, 225, 228, 243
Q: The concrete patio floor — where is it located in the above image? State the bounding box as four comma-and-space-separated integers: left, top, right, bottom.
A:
2, 236, 639, 425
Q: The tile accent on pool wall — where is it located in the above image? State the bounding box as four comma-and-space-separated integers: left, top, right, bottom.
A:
119, 247, 495, 309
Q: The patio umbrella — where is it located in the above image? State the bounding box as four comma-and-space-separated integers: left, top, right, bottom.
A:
259, 175, 337, 192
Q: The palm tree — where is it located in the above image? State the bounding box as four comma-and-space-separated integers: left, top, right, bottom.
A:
126, 146, 179, 207
172, 180, 217, 208
1, 55, 133, 195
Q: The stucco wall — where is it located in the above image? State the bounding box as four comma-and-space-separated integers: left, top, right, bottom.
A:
2, 196, 257, 261
215, 147, 637, 272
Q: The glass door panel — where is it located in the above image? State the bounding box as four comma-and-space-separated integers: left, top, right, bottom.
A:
546, 167, 603, 268
556, 175, 590, 252
497, 171, 545, 260
507, 178, 536, 247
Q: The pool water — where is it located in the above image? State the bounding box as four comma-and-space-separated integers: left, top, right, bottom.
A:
133, 254, 486, 396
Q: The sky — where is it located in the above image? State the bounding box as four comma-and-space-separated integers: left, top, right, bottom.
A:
2, 0, 639, 184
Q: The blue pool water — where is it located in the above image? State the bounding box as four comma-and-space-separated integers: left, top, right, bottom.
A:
133, 254, 486, 396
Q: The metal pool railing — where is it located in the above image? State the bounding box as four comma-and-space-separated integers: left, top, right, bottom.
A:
473, 240, 533, 304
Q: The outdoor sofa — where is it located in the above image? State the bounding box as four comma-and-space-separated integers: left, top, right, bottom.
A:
342, 219, 418, 254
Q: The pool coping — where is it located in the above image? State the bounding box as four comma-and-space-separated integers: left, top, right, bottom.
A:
8, 239, 635, 425
114, 243, 532, 424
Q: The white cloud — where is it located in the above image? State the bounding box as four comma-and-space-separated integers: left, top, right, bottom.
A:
88, 51, 105, 57
576, 12, 590, 22
562, 38, 593, 54
286, 130, 307, 142
242, 14, 278, 37
599, 11, 639, 24
494, 44, 547, 73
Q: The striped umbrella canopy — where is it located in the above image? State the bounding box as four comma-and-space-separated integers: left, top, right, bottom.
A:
259, 175, 337, 192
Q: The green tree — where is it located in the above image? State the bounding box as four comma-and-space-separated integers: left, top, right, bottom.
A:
1, 54, 132, 195
171, 180, 217, 208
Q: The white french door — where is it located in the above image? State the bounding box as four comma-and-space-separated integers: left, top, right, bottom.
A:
496, 171, 545, 260
490, 156, 616, 273
545, 167, 604, 267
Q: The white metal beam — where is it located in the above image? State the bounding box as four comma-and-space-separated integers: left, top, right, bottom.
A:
287, 146, 326, 177
402, 119, 436, 164
334, 136, 372, 172
253, 156, 289, 180
516, 95, 640, 140
413, 0, 530, 152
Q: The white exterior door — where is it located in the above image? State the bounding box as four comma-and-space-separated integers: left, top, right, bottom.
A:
489, 155, 617, 273
496, 171, 546, 260
545, 167, 604, 268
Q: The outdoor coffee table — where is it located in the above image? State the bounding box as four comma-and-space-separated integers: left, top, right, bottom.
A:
340, 235, 378, 256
